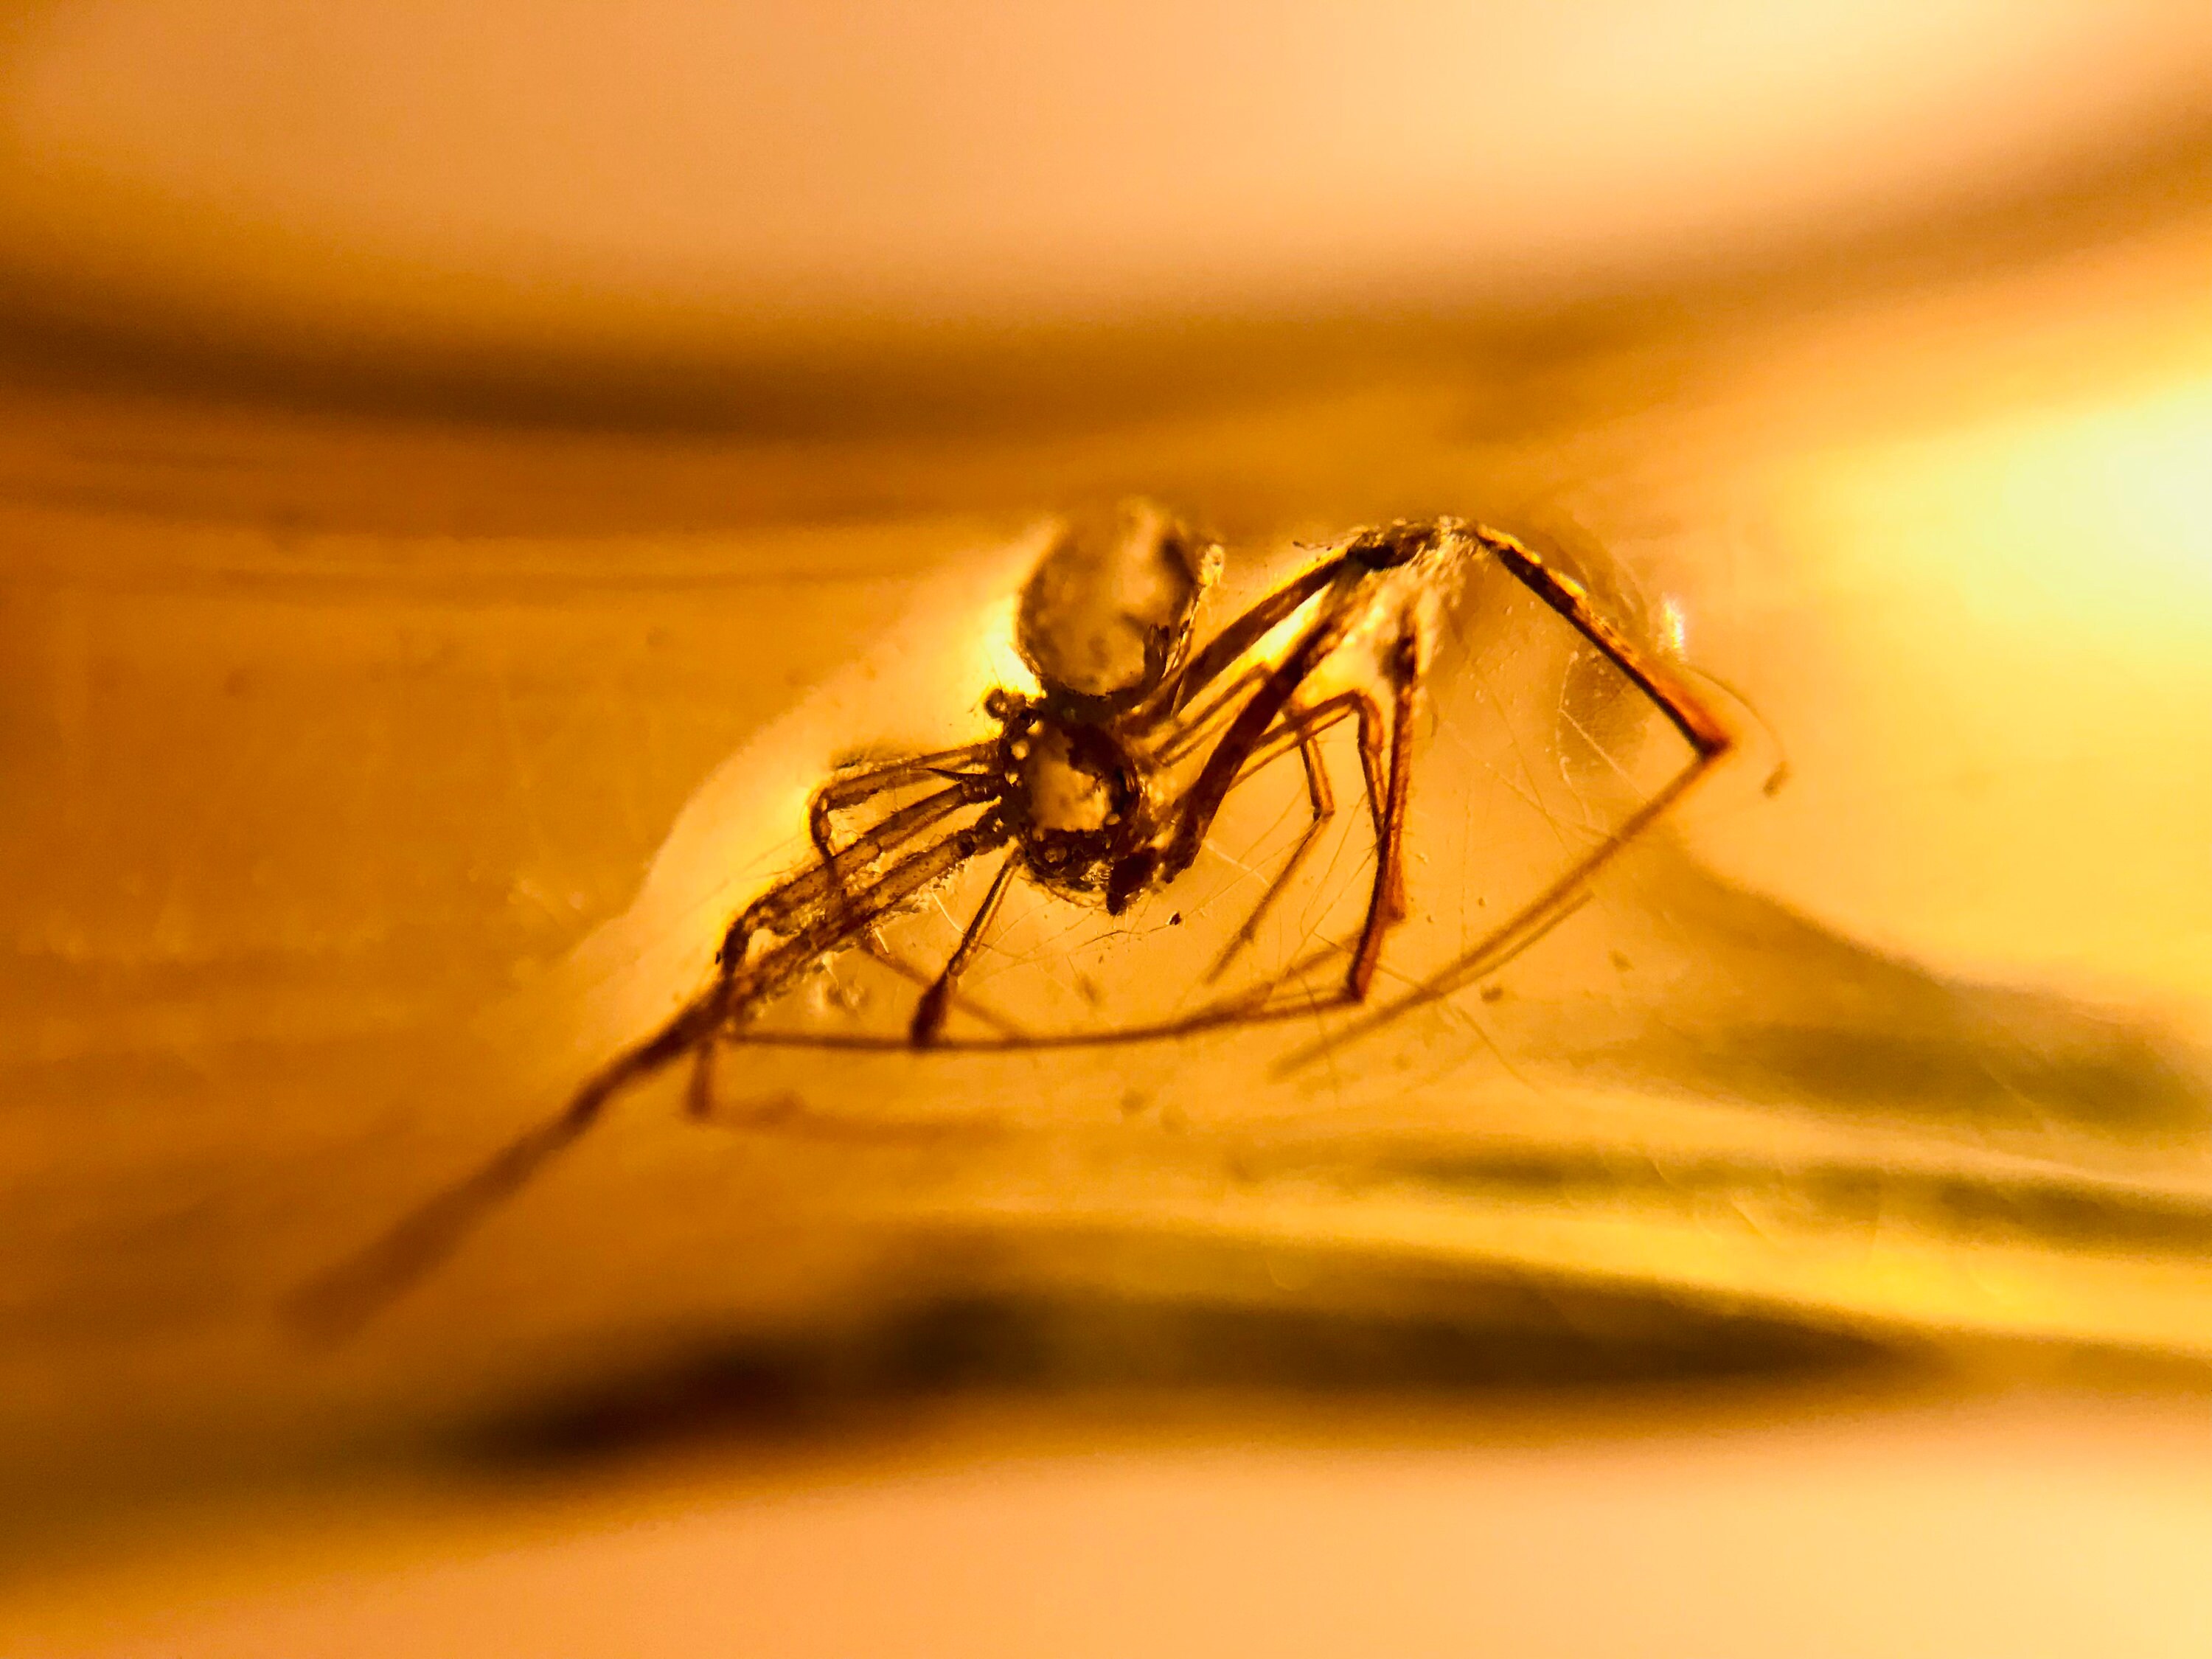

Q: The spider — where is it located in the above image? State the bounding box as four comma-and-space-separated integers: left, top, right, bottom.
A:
291, 504, 1732, 1336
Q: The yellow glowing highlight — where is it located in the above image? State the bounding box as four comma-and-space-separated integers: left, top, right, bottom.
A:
1745, 369, 2212, 1005
1798, 374, 2212, 644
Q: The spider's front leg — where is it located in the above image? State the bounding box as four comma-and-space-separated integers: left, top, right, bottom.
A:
807, 744, 994, 869
687, 756, 996, 1116
804, 750, 1028, 1046
907, 852, 1021, 1046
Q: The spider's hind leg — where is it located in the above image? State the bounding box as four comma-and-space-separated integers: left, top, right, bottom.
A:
1203, 687, 1388, 986
1465, 525, 1732, 762
1206, 732, 1332, 985
687, 895, 780, 1119
808, 746, 1023, 1043
1347, 608, 1423, 1000
1270, 526, 1742, 1068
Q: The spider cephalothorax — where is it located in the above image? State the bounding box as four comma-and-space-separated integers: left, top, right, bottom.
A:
987, 692, 1152, 900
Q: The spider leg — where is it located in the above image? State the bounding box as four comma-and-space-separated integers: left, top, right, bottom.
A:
686, 748, 1019, 1108
685, 1009, 722, 1120
282, 997, 717, 1344
1158, 661, 1270, 765
718, 883, 1582, 1058
1144, 517, 1491, 726
908, 852, 1021, 1045
686, 771, 1000, 1114
1231, 686, 1390, 842
810, 742, 996, 869
840, 928, 1028, 1040
1200, 611, 1418, 1003
1203, 687, 1388, 986
816, 744, 1018, 1038
1348, 609, 1422, 999
288, 806, 1012, 1341
1277, 525, 1738, 1062
1268, 523, 1734, 1032
1124, 572, 1371, 909
1148, 549, 1363, 718
1463, 525, 1731, 762
1203, 729, 1331, 985
735, 776, 991, 947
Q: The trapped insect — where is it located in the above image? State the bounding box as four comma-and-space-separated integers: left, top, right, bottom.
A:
291, 504, 1732, 1335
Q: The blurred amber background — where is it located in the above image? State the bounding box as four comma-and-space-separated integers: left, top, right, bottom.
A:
4, 3, 2212, 1655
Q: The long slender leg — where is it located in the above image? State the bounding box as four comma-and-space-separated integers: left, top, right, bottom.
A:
803, 745, 995, 948
734, 778, 988, 949
286, 996, 718, 1343
1135, 588, 1420, 1013
1113, 574, 1371, 911
691, 751, 1023, 1112
1144, 517, 1483, 726
813, 765, 1023, 1043
1149, 552, 1358, 718
810, 743, 996, 841
1201, 686, 1387, 985
1150, 549, 1394, 768
855, 929, 1028, 1039
291, 809, 1012, 1341
1205, 732, 1332, 984
908, 852, 1020, 1045
1202, 617, 1418, 1003
818, 745, 1021, 1032
1466, 525, 1731, 762
1158, 661, 1270, 764
1231, 687, 1388, 844
1277, 524, 1739, 1063
692, 807, 1023, 1115
1262, 524, 1733, 1023
689, 773, 987, 1116
686, 1013, 721, 1119
1348, 611, 1421, 999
